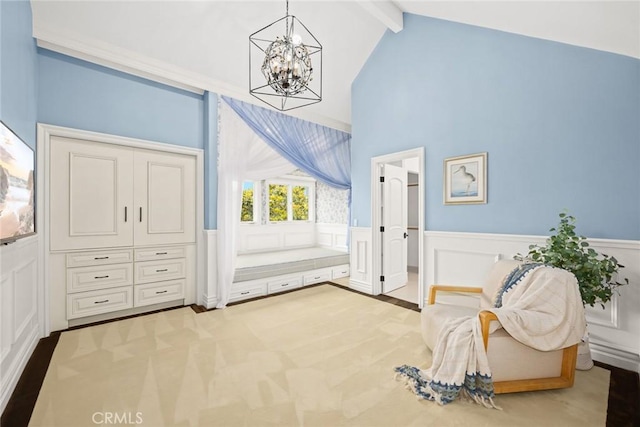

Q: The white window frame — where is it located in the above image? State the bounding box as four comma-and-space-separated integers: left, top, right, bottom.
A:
240, 180, 262, 225
266, 175, 316, 224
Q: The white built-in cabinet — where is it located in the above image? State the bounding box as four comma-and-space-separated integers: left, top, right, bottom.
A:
44, 129, 198, 330
50, 137, 195, 250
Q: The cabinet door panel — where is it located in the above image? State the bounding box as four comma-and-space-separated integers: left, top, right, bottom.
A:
134, 150, 196, 245
50, 137, 134, 250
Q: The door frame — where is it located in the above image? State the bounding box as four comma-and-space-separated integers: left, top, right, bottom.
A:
370, 147, 425, 308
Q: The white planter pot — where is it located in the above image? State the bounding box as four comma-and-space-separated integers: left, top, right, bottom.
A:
576, 335, 594, 370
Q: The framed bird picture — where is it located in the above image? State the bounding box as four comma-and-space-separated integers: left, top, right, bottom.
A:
443, 152, 487, 205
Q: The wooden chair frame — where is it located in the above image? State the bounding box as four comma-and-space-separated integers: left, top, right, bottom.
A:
428, 285, 578, 394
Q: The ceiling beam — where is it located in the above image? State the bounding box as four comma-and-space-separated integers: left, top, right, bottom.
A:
356, 1, 404, 33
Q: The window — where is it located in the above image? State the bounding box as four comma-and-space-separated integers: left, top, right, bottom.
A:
269, 183, 288, 221
241, 181, 259, 223
241, 174, 315, 224
292, 185, 309, 221
268, 181, 311, 222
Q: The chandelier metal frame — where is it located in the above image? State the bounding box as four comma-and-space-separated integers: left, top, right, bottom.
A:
249, 0, 322, 111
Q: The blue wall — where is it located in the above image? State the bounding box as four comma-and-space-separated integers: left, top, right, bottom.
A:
1, 0, 38, 148
37, 50, 204, 149
203, 92, 218, 229
37, 50, 220, 225
352, 14, 640, 240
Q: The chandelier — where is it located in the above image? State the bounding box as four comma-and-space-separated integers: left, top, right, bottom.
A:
249, 0, 322, 111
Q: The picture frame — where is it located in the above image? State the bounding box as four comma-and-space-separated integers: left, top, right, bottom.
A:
443, 152, 487, 205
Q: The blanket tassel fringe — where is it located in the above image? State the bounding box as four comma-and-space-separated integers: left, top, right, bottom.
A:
394, 372, 502, 410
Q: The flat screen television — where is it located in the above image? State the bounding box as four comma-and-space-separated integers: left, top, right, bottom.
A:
0, 121, 35, 244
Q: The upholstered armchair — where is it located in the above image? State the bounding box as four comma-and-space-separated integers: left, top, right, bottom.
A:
421, 259, 580, 394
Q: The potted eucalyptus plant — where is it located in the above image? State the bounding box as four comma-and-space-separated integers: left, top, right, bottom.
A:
516, 211, 629, 369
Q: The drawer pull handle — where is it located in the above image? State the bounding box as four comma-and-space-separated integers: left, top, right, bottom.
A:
155, 290, 168, 294
156, 269, 168, 273
156, 252, 168, 255
94, 299, 109, 304
281, 283, 289, 287
314, 276, 321, 280
240, 291, 250, 295
94, 275, 109, 279
94, 256, 109, 260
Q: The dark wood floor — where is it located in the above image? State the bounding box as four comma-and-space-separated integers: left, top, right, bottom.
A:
2, 282, 638, 427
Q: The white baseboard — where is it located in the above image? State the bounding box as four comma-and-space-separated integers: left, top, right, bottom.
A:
201, 293, 219, 310
0, 327, 39, 414
591, 342, 640, 373
349, 279, 373, 295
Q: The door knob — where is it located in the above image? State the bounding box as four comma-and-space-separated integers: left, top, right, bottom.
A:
404, 232, 408, 238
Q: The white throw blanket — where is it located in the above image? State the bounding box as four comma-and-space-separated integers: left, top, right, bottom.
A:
395, 264, 586, 408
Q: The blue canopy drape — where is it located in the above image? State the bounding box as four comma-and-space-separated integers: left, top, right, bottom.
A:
222, 96, 351, 193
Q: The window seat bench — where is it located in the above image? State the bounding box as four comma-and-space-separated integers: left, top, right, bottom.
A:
231, 247, 350, 303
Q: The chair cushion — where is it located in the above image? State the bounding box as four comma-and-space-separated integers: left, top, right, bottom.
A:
480, 259, 522, 308
421, 305, 564, 382
487, 328, 563, 381
421, 303, 479, 350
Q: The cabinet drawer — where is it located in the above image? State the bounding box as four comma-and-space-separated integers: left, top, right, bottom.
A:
66, 249, 133, 268
304, 270, 331, 286
67, 263, 133, 294
135, 258, 186, 284
134, 279, 185, 307
268, 277, 302, 295
229, 284, 267, 303
134, 246, 187, 262
331, 265, 350, 280
67, 286, 133, 319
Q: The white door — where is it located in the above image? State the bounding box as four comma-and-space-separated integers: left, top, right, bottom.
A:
382, 163, 408, 293
50, 137, 134, 250
133, 149, 196, 246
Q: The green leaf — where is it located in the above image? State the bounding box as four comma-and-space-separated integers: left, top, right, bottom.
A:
526, 210, 629, 307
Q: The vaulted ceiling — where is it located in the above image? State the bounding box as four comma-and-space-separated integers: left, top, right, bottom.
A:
30, 1, 640, 131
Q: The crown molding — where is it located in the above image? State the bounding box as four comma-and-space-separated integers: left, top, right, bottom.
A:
33, 26, 208, 95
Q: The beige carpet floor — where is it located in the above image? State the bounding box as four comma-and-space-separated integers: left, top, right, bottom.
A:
29, 285, 610, 427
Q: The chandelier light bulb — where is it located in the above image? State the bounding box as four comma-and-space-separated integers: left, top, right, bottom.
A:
261, 36, 312, 95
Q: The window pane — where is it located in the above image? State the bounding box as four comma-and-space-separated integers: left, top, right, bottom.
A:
241, 182, 254, 222
269, 184, 288, 222
292, 185, 309, 221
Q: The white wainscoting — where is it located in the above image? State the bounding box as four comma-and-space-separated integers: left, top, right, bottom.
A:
349, 227, 373, 294
203, 230, 218, 309
316, 223, 348, 252
237, 222, 316, 254
237, 222, 348, 254
0, 236, 41, 413
425, 230, 640, 373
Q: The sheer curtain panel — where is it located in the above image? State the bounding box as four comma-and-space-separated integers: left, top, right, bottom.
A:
216, 100, 296, 307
